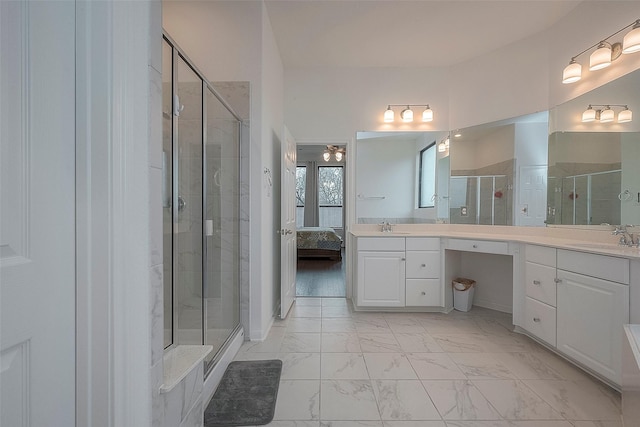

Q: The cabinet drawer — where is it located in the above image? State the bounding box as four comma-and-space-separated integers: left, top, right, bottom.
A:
406, 251, 440, 279
406, 279, 441, 307
406, 237, 440, 251
558, 249, 629, 284
358, 237, 405, 251
525, 261, 557, 307
447, 238, 508, 255
526, 245, 556, 267
524, 297, 556, 347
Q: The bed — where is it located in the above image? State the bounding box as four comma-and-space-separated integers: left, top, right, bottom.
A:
296, 227, 343, 261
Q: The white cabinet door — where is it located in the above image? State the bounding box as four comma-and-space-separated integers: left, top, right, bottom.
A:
357, 251, 405, 307
557, 269, 629, 386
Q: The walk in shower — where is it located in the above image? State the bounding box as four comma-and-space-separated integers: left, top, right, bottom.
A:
162, 35, 242, 372
449, 175, 512, 225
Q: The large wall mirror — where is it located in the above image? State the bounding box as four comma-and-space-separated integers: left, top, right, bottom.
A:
446, 112, 549, 226
355, 131, 448, 224
547, 69, 640, 227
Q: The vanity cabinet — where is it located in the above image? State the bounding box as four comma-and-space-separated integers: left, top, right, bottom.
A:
556, 250, 629, 386
356, 238, 406, 307
523, 245, 557, 346
355, 237, 441, 308
405, 238, 441, 307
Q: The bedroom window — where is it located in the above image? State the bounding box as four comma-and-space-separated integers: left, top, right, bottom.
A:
418, 142, 436, 208
296, 166, 306, 228
318, 166, 343, 228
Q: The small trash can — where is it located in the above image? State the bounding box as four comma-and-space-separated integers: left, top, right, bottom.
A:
452, 278, 476, 312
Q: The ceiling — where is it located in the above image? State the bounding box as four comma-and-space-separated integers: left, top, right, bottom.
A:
264, 0, 581, 68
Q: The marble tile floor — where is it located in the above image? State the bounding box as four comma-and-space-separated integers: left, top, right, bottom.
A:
232, 298, 622, 427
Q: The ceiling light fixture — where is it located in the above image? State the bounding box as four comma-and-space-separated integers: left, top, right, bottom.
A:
323, 145, 346, 162
562, 18, 640, 84
382, 104, 434, 123
580, 104, 632, 123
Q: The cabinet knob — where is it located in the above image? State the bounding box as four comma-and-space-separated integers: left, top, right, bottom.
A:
421, 291, 426, 295
401, 258, 406, 261
472, 244, 478, 248
421, 263, 426, 267
533, 280, 541, 285
554, 278, 562, 284
533, 317, 541, 323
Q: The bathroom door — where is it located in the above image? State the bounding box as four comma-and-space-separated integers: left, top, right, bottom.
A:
280, 126, 297, 318
1, 1, 76, 425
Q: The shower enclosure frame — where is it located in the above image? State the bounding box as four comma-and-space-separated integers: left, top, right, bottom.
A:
164, 32, 244, 375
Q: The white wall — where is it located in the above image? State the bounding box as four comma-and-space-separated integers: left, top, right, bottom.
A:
163, 0, 284, 340
285, 66, 451, 140
284, 2, 640, 138
260, 2, 285, 337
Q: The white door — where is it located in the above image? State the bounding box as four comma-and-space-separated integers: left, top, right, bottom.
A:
280, 126, 297, 318
1, 1, 76, 425
518, 165, 547, 226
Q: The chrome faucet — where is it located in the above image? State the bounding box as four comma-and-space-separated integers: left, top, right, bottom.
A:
379, 221, 393, 232
612, 225, 639, 247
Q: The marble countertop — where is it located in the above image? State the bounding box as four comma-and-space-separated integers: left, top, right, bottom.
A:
349, 224, 640, 259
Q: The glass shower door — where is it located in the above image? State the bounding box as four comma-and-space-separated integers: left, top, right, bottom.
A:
175, 56, 203, 344
204, 89, 240, 367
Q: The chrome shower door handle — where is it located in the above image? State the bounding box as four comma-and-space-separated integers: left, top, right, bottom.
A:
177, 196, 187, 212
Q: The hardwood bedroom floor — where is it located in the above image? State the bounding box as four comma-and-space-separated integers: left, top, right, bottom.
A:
296, 249, 346, 297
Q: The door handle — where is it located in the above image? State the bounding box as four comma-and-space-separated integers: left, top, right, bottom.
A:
177, 196, 186, 212
533, 280, 541, 285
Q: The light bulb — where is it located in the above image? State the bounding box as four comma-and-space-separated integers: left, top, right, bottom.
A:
444, 138, 450, 148
600, 106, 615, 123
323, 151, 330, 162
438, 142, 446, 153
401, 106, 413, 122
589, 42, 612, 71
623, 21, 640, 54
618, 108, 633, 123
383, 106, 394, 122
422, 106, 433, 122
582, 106, 597, 123
335, 152, 343, 162
562, 59, 582, 84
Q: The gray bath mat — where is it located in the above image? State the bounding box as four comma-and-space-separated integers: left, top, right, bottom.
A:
204, 359, 282, 426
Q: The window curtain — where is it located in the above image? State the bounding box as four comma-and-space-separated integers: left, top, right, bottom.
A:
303, 161, 319, 226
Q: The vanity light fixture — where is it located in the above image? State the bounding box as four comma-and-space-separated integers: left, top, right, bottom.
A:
562, 18, 640, 84
401, 106, 414, 122
382, 104, 434, 123
581, 104, 632, 123
323, 145, 346, 162
453, 130, 462, 138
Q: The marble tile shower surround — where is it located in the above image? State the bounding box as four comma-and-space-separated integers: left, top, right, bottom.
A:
233, 300, 623, 425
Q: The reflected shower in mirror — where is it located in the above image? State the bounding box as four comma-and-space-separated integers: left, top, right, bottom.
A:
547, 69, 640, 227
448, 112, 549, 226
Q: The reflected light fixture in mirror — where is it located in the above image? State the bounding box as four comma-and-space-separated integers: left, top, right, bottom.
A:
581, 104, 632, 123
562, 18, 640, 84
382, 104, 433, 123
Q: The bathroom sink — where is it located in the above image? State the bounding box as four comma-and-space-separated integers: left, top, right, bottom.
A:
380, 232, 411, 235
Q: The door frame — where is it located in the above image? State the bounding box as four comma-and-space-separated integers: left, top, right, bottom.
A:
293, 138, 353, 298
76, 1, 154, 425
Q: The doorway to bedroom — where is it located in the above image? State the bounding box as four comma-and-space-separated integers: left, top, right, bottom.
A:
295, 145, 346, 297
